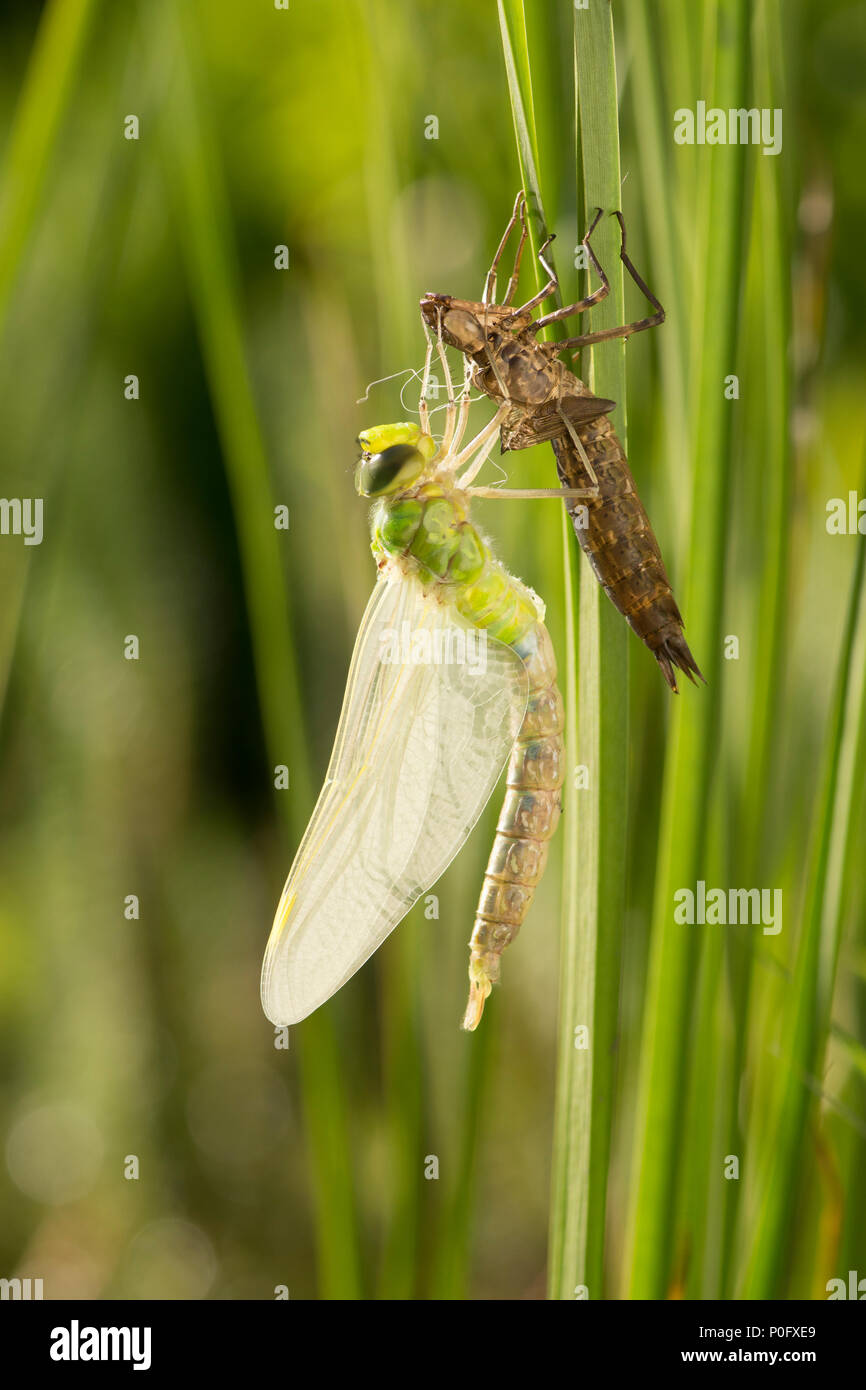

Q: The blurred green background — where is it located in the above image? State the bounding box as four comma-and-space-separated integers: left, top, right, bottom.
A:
0, 0, 864, 1301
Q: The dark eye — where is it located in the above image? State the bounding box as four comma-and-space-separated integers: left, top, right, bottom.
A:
356, 443, 424, 497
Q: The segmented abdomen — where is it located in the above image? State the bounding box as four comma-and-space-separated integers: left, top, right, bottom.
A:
552, 418, 703, 692
373, 480, 563, 1030
463, 621, 563, 1031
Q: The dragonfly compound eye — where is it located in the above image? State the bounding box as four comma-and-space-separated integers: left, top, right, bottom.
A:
442, 309, 485, 352
355, 443, 425, 498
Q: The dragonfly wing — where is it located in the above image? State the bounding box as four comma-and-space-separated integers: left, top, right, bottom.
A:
261, 574, 528, 1025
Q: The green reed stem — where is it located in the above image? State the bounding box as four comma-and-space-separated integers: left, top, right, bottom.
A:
153, 0, 362, 1299
623, 0, 749, 1299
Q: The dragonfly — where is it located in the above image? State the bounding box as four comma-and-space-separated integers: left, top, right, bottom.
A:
261, 328, 590, 1031
420, 192, 703, 693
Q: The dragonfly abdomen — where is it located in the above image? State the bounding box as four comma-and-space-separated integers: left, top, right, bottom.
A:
553, 423, 704, 692
463, 622, 564, 1031
375, 482, 564, 1030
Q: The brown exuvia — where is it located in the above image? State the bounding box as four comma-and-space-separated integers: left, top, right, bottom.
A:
420, 194, 703, 693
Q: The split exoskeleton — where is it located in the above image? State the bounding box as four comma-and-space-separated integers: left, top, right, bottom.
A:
420, 192, 703, 692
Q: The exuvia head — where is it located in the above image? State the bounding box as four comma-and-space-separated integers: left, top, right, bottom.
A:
420, 293, 487, 353
420, 292, 523, 351
355, 422, 437, 498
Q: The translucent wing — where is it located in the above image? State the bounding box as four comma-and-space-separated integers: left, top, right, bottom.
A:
261, 573, 528, 1025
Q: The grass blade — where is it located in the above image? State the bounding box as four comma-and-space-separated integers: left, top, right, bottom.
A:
0, 0, 98, 333
0, 0, 99, 709
547, 1, 629, 1301
741, 488, 866, 1295
717, 0, 792, 1296
151, 0, 362, 1299
623, 0, 750, 1299
622, 0, 690, 546
497, 1, 554, 267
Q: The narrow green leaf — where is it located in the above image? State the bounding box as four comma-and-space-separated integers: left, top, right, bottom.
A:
622, 0, 690, 546
0, 0, 99, 705
0, 0, 98, 333
547, 1, 628, 1302
741, 489, 866, 1296
623, 0, 750, 1299
718, 0, 792, 1297
151, 0, 362, 1299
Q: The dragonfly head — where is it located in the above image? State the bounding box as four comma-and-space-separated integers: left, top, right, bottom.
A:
421, 293, 520, 353
421, 293, 486, 353
355, 422, 436, 498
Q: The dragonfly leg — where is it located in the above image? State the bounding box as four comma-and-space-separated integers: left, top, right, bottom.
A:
530, 207, 610, 331
479, 334, 512, 405
500, 192, 530, 306
556, 398, 600, 491
453, 403, 510, 485
423, 299, 474, 456
507, 230, 558, 318
417, 323, 436, 435
556, 211, 665, 351
431, 308, 458, 455
614, 209, 665, 322
483, 189, 525, 306
466, 485, 597, 501
450, 350, 474, 453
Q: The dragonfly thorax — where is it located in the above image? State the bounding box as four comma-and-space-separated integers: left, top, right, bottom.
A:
370, 480, 542, 650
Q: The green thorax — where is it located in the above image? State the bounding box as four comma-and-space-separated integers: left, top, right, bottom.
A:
372, 481, 540, 648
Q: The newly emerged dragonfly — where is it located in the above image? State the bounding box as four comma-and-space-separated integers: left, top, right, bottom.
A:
261, 333, 590, 1031
421, 193, 703, 692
